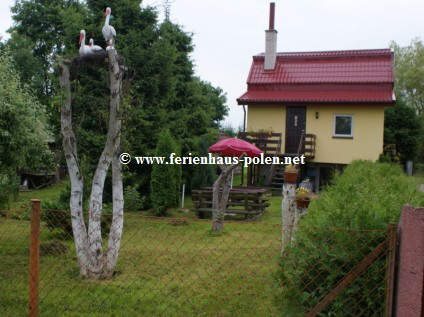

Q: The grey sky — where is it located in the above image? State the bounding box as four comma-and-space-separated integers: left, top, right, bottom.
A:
1, 0, 424, 128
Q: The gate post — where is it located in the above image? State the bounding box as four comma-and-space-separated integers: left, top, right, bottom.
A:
385, 223, 397, 317
395, 205, 424, 317
29, 199, 41, 317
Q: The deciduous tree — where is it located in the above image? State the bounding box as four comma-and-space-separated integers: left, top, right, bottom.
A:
0, 49, 52, 207
391, 39, 424, 115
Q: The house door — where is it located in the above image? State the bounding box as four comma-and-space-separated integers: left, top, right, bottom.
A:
285, 107, 306, 154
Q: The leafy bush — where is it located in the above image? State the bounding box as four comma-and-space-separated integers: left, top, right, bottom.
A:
0, 173, 19, 209
150, 129, 181, 216
277, 161, 424, 315
304, 161, 424, 229
190, 137, 217, 189
384, 99, 423, 163
124, 185, 145, 212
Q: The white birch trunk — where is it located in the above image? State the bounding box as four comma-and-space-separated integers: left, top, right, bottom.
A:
103, 57, 124, 277
281, 182, 296, 254
103, 148, 124, 277
60, 50, 124, 279
59, 60, 90, 277
87, 49, 123, 278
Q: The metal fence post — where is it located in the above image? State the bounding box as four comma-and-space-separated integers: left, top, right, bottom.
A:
29, 199, 41, 317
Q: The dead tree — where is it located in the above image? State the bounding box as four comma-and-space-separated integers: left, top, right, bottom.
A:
211, 154, 245, 233
59, 50, 125, 279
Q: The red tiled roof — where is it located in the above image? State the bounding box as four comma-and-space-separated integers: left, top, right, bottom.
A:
238, 49, 395, 104
237, 90, 394, 103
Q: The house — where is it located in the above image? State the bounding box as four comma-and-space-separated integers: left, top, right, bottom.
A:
237, 3, 395, 191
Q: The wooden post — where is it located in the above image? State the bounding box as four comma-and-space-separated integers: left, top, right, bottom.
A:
29, 199, 41, 317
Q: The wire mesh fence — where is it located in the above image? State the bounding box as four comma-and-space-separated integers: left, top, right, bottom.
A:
0, 208, 394, 316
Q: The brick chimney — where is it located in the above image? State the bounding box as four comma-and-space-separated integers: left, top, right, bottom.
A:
264, 3, 277, 70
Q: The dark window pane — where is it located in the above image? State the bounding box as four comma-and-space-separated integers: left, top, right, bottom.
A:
335, 116, 352, 135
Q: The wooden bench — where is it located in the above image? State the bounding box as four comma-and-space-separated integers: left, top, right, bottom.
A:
191, 187, 271, 219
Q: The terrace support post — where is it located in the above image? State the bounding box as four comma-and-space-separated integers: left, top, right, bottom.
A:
281, 183, 296, 254
29, 199, 41, 317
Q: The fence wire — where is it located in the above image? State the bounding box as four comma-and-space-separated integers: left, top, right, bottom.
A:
0, 209, 393, 316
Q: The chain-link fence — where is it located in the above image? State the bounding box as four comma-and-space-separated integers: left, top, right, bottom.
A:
0, 207, 395, 316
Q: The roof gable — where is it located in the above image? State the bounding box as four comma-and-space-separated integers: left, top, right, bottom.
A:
248, 49, 394, 85
238, 49, 395, 104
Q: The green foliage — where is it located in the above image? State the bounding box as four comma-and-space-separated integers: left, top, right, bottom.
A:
190, 137, 218, 189
150, 129, 181, 216
0, 50, 53, 173
304, 161, 424, 229
384, 98, 423, 163
391, 38, 424, 115
278, 161, 424, 315
0, 173, 20, 210
219, 123, 238, 137
6, 0, 228, 205
0, 49, 53, 205
124, 185, 145, 212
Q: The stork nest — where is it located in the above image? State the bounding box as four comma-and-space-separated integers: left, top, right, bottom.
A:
73, 51, 125, 66
60, 50, 133, 80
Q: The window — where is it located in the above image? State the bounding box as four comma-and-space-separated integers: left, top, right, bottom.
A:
333, 114, 353, 138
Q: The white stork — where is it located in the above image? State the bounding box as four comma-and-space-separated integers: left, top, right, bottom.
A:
89, 38, 103, 53
79, 30, 91, 56
102, 7, 116, 50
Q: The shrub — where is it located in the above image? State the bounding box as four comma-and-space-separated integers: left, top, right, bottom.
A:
43, 208, 113, 239
384, 99, 422, 163
124, 185, 145, 212
277, 161, 424, 315
304, 161, 424, 229
0, 172, 19, 209
150, 129, 181, 216
190, 137, 217, 189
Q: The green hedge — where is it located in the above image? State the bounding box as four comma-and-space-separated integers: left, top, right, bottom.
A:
277, 161, 424, 316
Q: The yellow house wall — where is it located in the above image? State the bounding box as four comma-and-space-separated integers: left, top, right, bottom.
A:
247, 104, 385, 164
306, 105, 385, 164
247, 104, 286, 153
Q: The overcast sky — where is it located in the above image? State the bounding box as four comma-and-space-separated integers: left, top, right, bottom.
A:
1, 0, 424, 128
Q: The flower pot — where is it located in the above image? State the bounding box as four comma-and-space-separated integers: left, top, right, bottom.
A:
284, 172, 298, 184
296, 197, 311, 208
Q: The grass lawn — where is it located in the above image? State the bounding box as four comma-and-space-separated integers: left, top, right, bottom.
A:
1, 182, 283, 317
412, 171, 424, 187
9, 180, 69, 211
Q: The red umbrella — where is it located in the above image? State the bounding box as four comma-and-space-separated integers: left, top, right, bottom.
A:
208, 137, 263, 157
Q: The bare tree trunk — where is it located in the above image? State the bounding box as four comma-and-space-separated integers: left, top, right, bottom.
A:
59, 60, 89, 277
211, 155, 244, 233
281, 182, 296, 254
103, 148, 124, 277
60, 50, 124, 279
103, 108, 124, 277
87, 49, 123, 278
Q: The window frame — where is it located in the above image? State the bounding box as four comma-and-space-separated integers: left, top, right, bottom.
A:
333, 114, 354, 138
